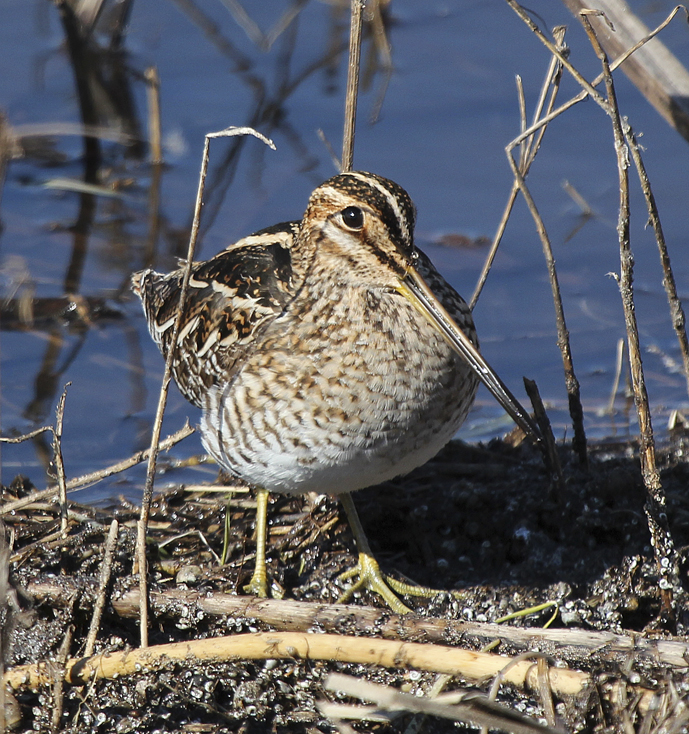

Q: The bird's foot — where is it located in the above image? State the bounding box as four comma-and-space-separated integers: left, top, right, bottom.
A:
337, 552, 441, 614
243, 565, 268, 597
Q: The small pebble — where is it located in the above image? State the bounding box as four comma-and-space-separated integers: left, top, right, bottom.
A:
176, 565, 203, 586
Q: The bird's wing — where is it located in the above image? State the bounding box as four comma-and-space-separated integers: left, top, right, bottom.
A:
132, 221, 299, 407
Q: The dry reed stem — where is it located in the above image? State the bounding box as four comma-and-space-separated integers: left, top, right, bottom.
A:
83, 519, 119, 657
4, 121, 134, 144
0, 386, 77, 535
505, 4, 685, 150
317, 128, 342, 171
219, 0, 265, 48
341, 0, 364, 172
50, 609, 75, 733
0, 422, 193, 516
507, 1, 689, 470
536, 656, 556, 728
53, 384, 70, 538
321, 673, 557, 734
0, 426, 53, 445
523, 378, 564, 497
470, 26, 565, 310
506, 146, 587, 467
561, 2, 689, 142
579, 11, 681, 619
136, 126, 276, 648
623, 126, 689, 398
604, 337, 626, 415
144, 66, 162, 165
499, 6, 688, 464
510, 25, 590, 467
5, 631, 589, 700
220, 0, 307, 52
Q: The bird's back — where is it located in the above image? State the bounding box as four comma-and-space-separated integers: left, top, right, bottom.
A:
131, 221, 299, 408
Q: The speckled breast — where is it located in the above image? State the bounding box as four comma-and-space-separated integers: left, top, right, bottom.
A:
199, 283, 479, 495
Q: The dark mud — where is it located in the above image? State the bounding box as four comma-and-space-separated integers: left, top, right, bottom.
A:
4, 434, 689, 732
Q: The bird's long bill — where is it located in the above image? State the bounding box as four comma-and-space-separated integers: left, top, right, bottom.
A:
399, 267, 543, 446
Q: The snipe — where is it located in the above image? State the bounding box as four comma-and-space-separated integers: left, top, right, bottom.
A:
132, 171, 540, 613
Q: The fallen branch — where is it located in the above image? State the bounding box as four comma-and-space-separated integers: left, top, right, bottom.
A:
320, 673, 558, 734
4, 630, 588, 700
26, 583, 689, 669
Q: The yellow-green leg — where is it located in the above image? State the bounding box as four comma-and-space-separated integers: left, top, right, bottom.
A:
243, 487, 269, 597
337, 493, 442, 615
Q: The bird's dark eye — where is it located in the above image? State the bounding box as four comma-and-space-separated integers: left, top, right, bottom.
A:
341, 206, 364, 230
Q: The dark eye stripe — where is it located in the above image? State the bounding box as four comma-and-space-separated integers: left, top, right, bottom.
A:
322, 172, 415, 256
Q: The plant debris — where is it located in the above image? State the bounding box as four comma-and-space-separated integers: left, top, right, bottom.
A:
4, 435, 689, 732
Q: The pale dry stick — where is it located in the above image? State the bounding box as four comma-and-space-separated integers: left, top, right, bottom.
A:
143, 65, 164, 265
562, 180, 594, 219
0, 397, 72, 535
219, 0, 308, 51
135, 126, 276, 648
520, 27, 568, 166
341, 0, 364, 172
506, 148, 588, 467
53, 384, 70, 537
319, 704, 395, 725
506, 1, 610, 105
506, 4, 686, 150
83, 519, 119, 657
516, 75, 528, 170
604, 338, 626, 416
467, 184, 513, 307
498, 6, 686, 462
0, 422, 193, 517
5, 631, 589, 701
322, 673, 557, 734
403, 673, 453, 734
158, 529, 221, 564
537, 657, 557, 728
6, 121, 134, 145
488, 651, 555, 723
0, 426, 52, 445
470, 26, 566, 310
579, 11, 681, 618
623, 125, 689, 398
144, 66, 162, 165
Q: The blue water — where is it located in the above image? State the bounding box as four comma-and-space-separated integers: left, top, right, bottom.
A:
1, 0, 689, 502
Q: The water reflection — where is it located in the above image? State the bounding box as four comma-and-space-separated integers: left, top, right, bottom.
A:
0, 0, 399, 498
1, 1, 689, 502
